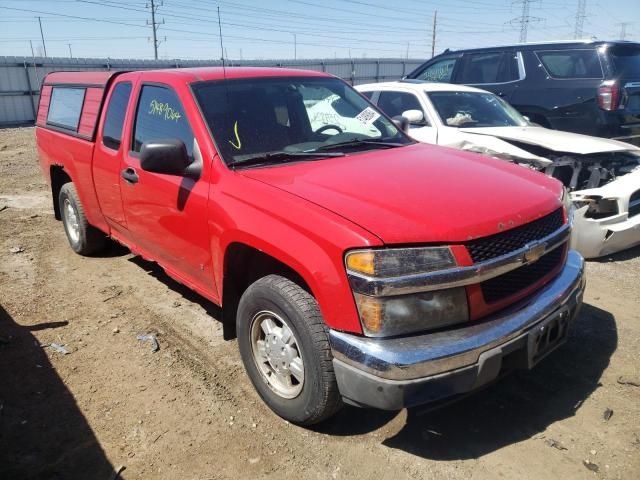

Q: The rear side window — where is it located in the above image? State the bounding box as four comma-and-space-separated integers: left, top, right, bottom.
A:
377, 91, 425, 122
132, 85, 194, 157
414, 58, 458, 82
102, 82, 132, 150
608, 46, 640, 77
458, 52, 502, 84
536, 49, 603, 79
47, 87, 85, 131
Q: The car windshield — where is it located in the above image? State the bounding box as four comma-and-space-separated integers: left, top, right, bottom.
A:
427, 91, 528, 128
191, 76, 410, 167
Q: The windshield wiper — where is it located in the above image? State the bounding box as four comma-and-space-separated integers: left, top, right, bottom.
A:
229, 151, 345, 169
310, 138, 408, 152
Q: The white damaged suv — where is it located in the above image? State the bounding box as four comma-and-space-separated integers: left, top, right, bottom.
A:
357, 80, 640, 259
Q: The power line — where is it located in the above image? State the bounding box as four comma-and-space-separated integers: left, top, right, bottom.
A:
574, 0, 587, 39
0, 5, 420, 56
78, 0, 433, 47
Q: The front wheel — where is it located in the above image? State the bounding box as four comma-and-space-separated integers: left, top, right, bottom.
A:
237, 275, 342, 425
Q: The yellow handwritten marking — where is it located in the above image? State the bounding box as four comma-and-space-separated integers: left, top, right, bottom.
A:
228, 120, 242, 150
149, 99, 182, 121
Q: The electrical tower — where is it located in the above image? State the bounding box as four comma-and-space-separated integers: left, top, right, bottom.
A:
574, 0, 587, 39
510, 0, 542, 43
616, 22, 633, 40
146, 0, 165, 60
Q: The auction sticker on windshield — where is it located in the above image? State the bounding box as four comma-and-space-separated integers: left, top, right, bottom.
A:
355, 107, 380, 126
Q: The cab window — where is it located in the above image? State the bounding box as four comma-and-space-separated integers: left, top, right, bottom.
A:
132, 85, 194, 157
102, 82, 132, 150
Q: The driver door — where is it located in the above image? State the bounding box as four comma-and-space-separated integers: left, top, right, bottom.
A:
119, 83, 214, 294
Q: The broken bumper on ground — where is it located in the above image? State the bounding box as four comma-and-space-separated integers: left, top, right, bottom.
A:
329, 250, 586, 410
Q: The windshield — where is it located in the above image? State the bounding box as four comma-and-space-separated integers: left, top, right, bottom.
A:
192, 76, 409, 166
608, 46, 640, 78
427, 91, 528, 128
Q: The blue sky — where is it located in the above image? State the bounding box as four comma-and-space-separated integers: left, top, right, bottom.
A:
0, 0, 638, 60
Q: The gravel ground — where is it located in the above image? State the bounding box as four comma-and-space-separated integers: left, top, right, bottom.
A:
0, 127, 639, 480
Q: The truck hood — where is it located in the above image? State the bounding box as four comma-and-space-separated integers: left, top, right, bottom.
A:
238, 143, 562, 244
458, 126, 640, 155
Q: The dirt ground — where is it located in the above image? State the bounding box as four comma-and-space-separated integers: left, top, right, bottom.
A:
0, 126, 639, 480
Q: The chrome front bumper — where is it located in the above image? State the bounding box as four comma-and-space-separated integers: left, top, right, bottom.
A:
330, 249, 586, 410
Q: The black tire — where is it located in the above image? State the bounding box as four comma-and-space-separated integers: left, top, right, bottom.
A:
237, 274, 343, 425
58, 183, 106, 256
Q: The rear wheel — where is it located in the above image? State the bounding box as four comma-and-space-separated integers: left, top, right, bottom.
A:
59, 183, 106, 256
237, 275, 342, 425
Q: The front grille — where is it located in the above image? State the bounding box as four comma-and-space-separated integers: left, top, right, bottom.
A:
629, 190, 640, 218
481, 247, 564, 304
466, 208, 564, 263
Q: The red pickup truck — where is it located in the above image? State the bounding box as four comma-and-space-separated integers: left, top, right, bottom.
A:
36, 67, 585, 425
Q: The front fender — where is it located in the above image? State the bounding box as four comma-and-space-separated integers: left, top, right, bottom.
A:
210, 177, 381, 333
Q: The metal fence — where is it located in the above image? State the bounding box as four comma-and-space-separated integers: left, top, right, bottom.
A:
0, 56, 424, 126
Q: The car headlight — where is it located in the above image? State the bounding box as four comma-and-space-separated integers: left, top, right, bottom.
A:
572, 194, 619, 219
353, 288, 469, 337
345, 247, 469, 337
345, 247, 456, 277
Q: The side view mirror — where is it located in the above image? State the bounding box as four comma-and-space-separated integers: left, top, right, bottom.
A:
402, 109, 425, 124
140, 139, 193, 176
391, 115, 410, 133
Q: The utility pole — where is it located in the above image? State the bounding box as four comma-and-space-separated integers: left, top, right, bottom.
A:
510, 0, 542, 43
217, 6, 225, 66
292, 33, 297, 60
67, 43, 73, 58
574, 0, 587, 39
37, 16, 47, 57
617, 22, 632, 40
29, 40, 35, 58
431, 10, 437, 57
406, 42, 410, 59
147, 0, 164, 60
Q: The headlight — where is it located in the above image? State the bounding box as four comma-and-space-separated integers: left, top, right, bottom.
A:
345, 247, 468, 337
353, 288, 469, 337
345, 247, 456, 277
572, 195, 619, 219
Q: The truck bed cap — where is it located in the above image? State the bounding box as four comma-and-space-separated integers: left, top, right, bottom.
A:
43, 71, 119, 87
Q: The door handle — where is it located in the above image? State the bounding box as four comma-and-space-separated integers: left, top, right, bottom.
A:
121, 167, 139, 184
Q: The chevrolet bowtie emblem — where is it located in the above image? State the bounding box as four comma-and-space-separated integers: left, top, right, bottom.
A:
524, 242, 547, 264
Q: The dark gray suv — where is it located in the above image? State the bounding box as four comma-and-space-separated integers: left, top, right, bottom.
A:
406, 41, 640, 146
